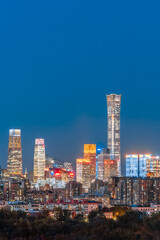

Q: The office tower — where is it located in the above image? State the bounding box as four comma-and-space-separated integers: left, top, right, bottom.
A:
104, 159, 117, 182
147, 155, 160, 177
126, 154, 139, 177
125, 154, 159, 178
33, 139, 45, 182
97, 148, 110, 180
7, 129, 22, 175
139, 154, 150, 177
76, 159, 83, 183
84, 144, 96, 182
107, 94, 121, 175
76, 158, 91, 193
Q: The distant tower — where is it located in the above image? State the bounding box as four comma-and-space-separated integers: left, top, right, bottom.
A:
33, 139, 45, 182
7, 129, 22, 175
107, 94, 121, 175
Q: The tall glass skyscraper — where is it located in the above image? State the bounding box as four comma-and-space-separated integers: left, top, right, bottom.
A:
7, 129, 22, 175
33, 139, 45, 182
107, 94, 121, 175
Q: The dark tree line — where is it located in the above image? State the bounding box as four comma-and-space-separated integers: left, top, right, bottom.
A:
0, 207, 159, 239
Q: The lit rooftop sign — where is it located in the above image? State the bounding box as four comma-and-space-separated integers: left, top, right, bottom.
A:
35, 139, 44, 145
9, 129, 21, 137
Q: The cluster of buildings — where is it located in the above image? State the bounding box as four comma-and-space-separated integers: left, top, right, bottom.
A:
126, 154, 160, 178
74, 94, 160, 216
0, 93, 160, 217
76, 94, 121, 192
0, 129, 77, 204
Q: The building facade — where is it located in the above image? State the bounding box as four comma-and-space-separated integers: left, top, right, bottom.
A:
97, 148, 110, 180
126, 154, 160, 178
97, 148, 117, 181
76, 158, 83, 184
65, 181, 82, 199
33, 139, 45, 182
147, 155, 160, 177
110, 177, 160, 207
84, 144, 96, 182
76, 158, 91, 193
106, 94, 121, 175
7, 129, 22, 175
104, 159, 117, 182
126, 154, 139, 177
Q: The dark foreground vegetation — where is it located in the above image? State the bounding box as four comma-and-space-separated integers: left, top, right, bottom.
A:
0, 208, 159, 239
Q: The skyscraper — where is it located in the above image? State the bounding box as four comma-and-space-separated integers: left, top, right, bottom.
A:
104, 159, 118, 182
146, 155, 160, 177
125, 154, 159, 178
76, 158, 91, 193
7, 129, 22, 175
76, 159, 83, 183
97, 148, 110, 180
107, 94, 121, 175
126, 154, 139, 177
33, 139, 45, 182
84, 144, 96, 182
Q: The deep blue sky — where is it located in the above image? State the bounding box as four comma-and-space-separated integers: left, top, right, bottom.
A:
0, 0, 160, 174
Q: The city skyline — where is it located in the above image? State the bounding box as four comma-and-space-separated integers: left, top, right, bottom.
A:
0, 0, 160, 238
0, 94, 160, 176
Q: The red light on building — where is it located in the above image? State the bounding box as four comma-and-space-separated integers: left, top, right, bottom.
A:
55, 172, 61, 177
69, 172, 74, 177
111, 161, 114, 164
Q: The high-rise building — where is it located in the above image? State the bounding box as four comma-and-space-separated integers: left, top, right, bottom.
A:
111, 177, 160, 206
76, 158, 91, 193
104, 159, 117, 182
7, 129, 22, 175
107, 94, 121, 175
76, 159, 83, 184
126, 154, 139, 177
97, 148, 110, 180
33, 139, 45, 182
146, 155, 160, 177
84, 144, 96, 182
97, 148, 117, 182
126, 154, 160, 178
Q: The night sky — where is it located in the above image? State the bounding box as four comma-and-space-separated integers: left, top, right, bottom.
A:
0, 0, 160, 175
